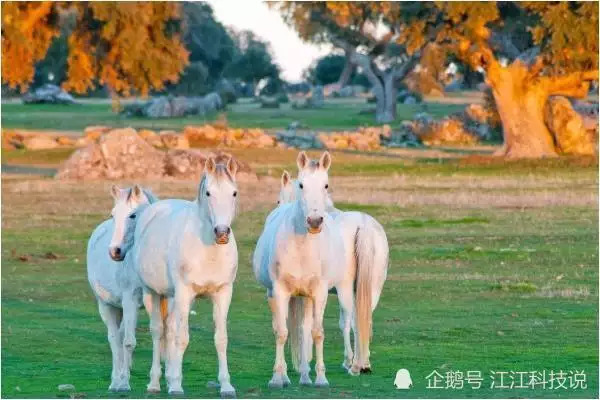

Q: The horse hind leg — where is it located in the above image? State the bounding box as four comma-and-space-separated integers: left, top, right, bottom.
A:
336, 285, 355, 373
98, 302, 124, 392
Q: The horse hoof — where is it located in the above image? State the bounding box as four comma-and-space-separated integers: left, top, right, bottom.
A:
314, 378, 329, 388
299, 376, 313, 386
147, 388, 161, 395
268, 380, 283, 389
348, 367, 361, 377
360, 367, 372, 374
282, 375, 291, 387
220, 389, 236, 398
341, 362, 351, 371
169, 389, 185, 396
116, 386, 131, 393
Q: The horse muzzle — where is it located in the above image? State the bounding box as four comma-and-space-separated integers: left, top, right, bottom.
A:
109, 246, 124, 261
214, 226, 231, 245
306, 216, 324, 234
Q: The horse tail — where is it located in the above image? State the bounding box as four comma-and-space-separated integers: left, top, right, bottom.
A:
160, 296, 169, 361
288, 296, 303, 372
354, 222, 374, 371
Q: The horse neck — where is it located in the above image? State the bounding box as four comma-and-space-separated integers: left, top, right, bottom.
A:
289, 200, 308, 233
194, 197, 215, 240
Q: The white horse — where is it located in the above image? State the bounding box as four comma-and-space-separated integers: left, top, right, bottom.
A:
86, 184, 158, 391
124, 157, 239, 397
278, 169, 389, 375
253, 151, 362, 388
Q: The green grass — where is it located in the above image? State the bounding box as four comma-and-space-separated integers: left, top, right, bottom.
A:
1, 171, 598, 398
0, 99, 464, 133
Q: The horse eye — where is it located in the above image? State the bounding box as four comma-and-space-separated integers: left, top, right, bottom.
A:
277, 200, 280, 205
325, 184, 329, 189
129, 214, 136, 220
233, 191, 237, 197
299, 183, 304, 189
206, 191, 211, 197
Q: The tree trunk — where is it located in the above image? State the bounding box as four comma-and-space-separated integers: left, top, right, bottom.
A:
337, 56, 354, 87
376, 73, 397, 123
489, 66, 557, 158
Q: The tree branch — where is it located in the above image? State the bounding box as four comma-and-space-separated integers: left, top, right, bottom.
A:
391, 51, 421, 81
541, 70, 599, 97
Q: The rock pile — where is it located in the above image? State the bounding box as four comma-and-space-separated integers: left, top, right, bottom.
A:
2, 130, 81, 151
55, 128, 257, 181
22, 84, 77, 105
318, 126, 387, 150
120, 93, 223, 118
183, 125, 276, 148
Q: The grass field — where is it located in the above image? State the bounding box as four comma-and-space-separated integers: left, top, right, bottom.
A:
0, 97, 467, 133
1, 150, 598, 398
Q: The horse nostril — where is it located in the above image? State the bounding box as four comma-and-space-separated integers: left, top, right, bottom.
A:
226, 227, 231, 235
318, 217, 323, 224
114, 247, 121, 256
214, 227, 218, 235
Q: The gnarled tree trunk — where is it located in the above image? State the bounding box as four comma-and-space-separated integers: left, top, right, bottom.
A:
351, 52, 419, 124
486, 57, 598, 158
490, 66, 556, 158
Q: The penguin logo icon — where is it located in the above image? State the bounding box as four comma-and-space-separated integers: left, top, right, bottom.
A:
394, 369, 412, 389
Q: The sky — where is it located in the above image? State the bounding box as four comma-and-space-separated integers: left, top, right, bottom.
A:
206, 0, 332, 82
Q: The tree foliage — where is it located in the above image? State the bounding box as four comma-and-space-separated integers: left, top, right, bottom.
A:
226, 30, 280, 84
2, 1, 189, 96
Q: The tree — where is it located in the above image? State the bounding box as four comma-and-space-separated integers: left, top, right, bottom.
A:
432, 2, 599, 158
2, 2, 189, 96
273, 3, 433, 123
305, 54, 347, 85
226, 30, 280, 86
275, 2, 598, 158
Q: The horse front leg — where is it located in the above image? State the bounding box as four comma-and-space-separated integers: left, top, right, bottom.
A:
98, 302, 124, 392
299, 297, 314, 386
118, 291, 139, 391
269, 284, 291, 389
165, 289, 193, 395
143, 291, 164, 393
312, 286, 329, 387
211, 284, 236, 398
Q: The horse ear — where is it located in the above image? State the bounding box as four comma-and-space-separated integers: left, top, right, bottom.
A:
130, 184, 142, 201
110, 184, 120, 200
281, 170, 291, 187
297, 151, 308, 170
320, 151, 332, 171
204, 157, 216, 175
226, 157, 238, 178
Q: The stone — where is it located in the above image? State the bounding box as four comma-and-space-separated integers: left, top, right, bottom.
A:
308, 85, 325, 108
545, 96, 596, 155
84, 126, 111, 141
260, 96, 280, 109
138, 129, 158, 140
121, 93, 222, 118
56, 136, 75, 146
22, 135, 59, 150
417, 118, 479, 146
22, 84, 77, 105
160, 131, 189, 149
56, 128, 165, 180
164, 149, 208, 179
